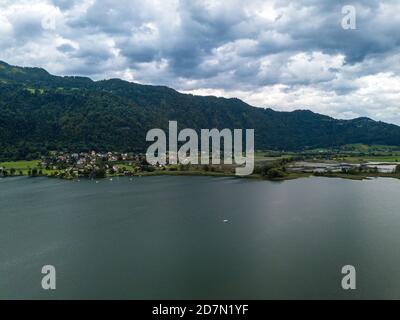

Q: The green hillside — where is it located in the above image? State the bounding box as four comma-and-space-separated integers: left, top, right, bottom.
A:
1, 60, 400, 160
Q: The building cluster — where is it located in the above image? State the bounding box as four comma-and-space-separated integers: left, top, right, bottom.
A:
40, 151, 148, 179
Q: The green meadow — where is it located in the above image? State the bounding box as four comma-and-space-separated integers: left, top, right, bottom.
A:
0, 160, 40, 171
0, 160, 56, 175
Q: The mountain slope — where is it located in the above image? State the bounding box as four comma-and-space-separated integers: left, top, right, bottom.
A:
0, 60, 400, 160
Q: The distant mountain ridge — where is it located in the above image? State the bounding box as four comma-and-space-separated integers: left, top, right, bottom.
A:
0, 60, 399, 160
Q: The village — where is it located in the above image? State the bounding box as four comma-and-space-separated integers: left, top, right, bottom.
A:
37, 151, 151, 179
0, 151, 155, 179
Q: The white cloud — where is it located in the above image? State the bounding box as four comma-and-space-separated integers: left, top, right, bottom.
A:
183, 71, 400, 124
0, 0, 400, 124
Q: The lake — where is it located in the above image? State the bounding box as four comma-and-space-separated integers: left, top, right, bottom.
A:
1, 175, 400, 299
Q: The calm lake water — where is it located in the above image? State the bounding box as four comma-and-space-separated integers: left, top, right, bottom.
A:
1, 175, 400, 299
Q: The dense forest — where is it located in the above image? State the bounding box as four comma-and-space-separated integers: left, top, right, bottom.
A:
1, 60, 400, 160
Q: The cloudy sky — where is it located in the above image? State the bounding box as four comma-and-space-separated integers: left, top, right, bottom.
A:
1, 0, 400, 123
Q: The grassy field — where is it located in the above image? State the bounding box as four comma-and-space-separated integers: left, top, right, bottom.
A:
0, 160, 58, 175
0, 160, 40, 169
0, 160, 40, 174
254, 151, 293, 163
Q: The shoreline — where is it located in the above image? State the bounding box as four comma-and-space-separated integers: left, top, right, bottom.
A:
2, 170, 400, 182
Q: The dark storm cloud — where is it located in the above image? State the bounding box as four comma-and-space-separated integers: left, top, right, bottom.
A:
25, 0, 399, 87
273, 0, 399, 63
1, 0, 400, 123
57, 43, 75, 53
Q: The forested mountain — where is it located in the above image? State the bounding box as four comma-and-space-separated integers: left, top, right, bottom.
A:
1, 60, 400, 160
